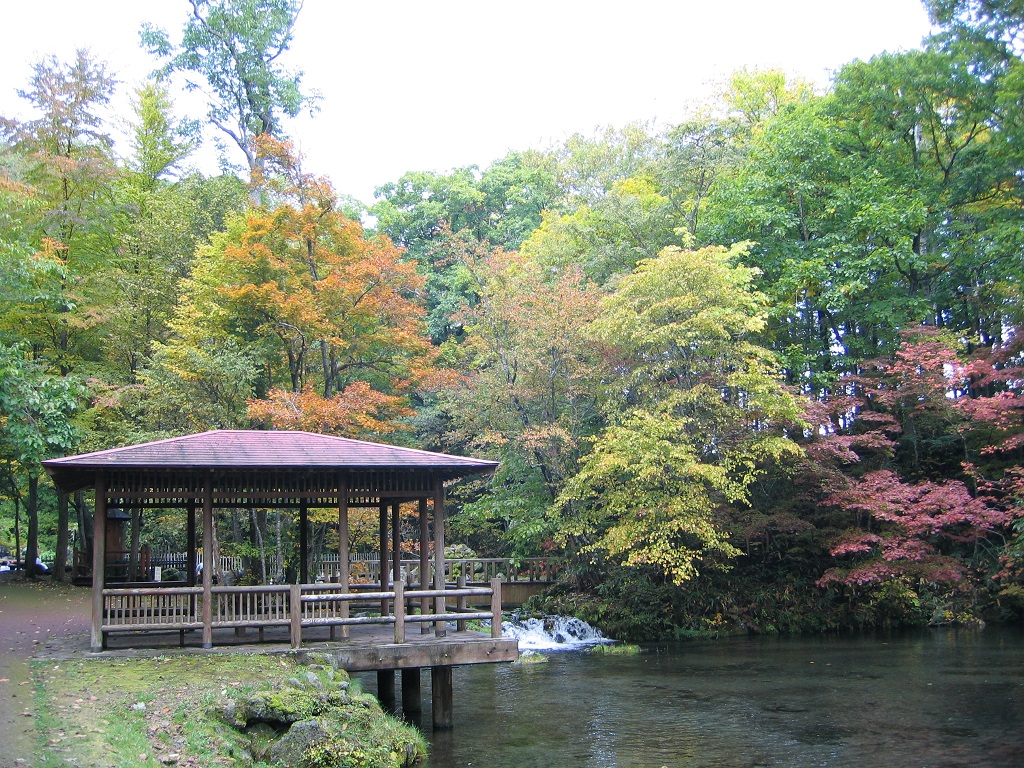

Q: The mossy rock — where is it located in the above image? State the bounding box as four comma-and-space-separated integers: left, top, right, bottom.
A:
272, 713, 425, 768
513, 650, 549, 665
217, 658, 427, 767
216, 666, 356, 728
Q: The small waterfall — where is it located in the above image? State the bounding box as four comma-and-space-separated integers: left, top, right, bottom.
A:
502, 615, 613, 651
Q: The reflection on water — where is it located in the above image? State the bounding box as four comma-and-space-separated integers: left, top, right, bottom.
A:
364, 626, 1024, 767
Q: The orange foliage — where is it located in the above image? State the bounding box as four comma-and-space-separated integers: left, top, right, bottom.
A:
210, 138, 432, 404
247, 381, 414, 438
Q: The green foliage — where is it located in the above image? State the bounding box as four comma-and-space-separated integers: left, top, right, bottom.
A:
372, 151, 559, 342
558, 410, 744, 584
127, 81, 199, 186
141, 0, 315, 170
555, 244, 803, 585
0, 344, 83, 469
706, 42, 1024, 393
0, 50, 119, 376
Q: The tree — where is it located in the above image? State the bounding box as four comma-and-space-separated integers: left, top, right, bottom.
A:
127, 81, 200, 188
706, 42, 1023, 396
924, 0, 1024, 47
372, 151, 559, 342
819, 469, 1010, 590
520, 175, 679, 285
792, 327, 1024, 624
555, 244, 803, 584
103, 82, 209, 384
0, 344, 82, 576
434, 230, 603, 554
176, 140, 431, 438
0, 50, 119, 375
141, 0, 315, 172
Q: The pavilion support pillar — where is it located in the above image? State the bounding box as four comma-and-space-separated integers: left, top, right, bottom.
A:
433, 481, 446, 638
299, 501, 309, 585
337, 481, 350, 639
419, 497, 429, 633
379, 502, 389, 616
431, 666, 454, 730
402, 668, 421, 714
391, 501, 401, 589
90, 474, 107, 653
377, 670, 396, 711
186, 501, 197, 587
202, 475, 214, 649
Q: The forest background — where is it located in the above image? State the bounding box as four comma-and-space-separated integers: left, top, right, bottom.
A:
2, 0, 1023, 640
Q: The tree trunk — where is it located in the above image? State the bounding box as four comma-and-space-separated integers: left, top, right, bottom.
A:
25, 475, 40, 577
274, 510, 284, 583
54, 493, 70, 582
14, 494, 22, 570
211, 519, 223, 584
251, 507, 268, 584
75, 490, 92, 560
128, 507, 142, 581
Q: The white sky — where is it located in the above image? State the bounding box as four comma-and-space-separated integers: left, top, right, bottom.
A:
1, 0, 935, 205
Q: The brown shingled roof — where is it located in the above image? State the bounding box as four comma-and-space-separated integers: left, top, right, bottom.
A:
43, 430, 498, 495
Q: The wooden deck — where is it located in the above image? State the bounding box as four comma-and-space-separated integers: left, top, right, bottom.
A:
85, 578, 518, 672
66, 623, 518, 671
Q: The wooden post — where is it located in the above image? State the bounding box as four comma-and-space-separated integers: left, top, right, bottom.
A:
202, 475, 214, 649
186, 499, 197, 647
401, 668, 421, 714
299, 501, 309, 585
90, 475, 107, 653
379, 502, 389, 616
391, 501, 401, 591
433, 481, 446, 638
491, 577, 503, 639
394, 579, 405, 644
377, 670, 396, 711
186, 501, 197, 587
290, 583, 302, 649
457, 571, 467, 632
431, 666, 454, 730
338, 481, 350, 639
419, 497, 430, 634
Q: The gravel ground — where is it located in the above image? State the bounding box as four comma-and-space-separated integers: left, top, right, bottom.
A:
0, 576, 90, 768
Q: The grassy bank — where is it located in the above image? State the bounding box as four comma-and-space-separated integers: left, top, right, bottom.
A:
30, 653, 425, 767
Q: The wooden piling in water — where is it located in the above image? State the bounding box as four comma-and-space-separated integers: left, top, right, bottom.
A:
402, 668, 421, 713
431, 666, 454, 730
377, 669, 396, 710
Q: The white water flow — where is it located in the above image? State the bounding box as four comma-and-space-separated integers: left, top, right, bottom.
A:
501, 614, 614, 651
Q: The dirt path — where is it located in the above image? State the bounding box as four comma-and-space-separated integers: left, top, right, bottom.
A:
0, 576, 90, 768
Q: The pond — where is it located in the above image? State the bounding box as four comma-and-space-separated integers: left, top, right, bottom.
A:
365, 625, 1024, 767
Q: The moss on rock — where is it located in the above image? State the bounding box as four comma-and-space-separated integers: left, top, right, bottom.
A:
214, 656, 426, 767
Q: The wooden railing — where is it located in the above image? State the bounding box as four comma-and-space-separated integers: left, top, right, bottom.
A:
102, 586, 202, 632
99, 579, 503, 649
445, 558, 560, 583
214, 585, 291, 628
142, 553, 562, 586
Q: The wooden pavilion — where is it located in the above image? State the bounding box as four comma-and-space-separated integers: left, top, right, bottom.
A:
43, 429, 517, 728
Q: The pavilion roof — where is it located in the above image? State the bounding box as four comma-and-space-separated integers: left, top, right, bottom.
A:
43, 430, 499, 495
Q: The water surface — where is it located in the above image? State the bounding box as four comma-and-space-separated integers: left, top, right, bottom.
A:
368, 626, 1024, 767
